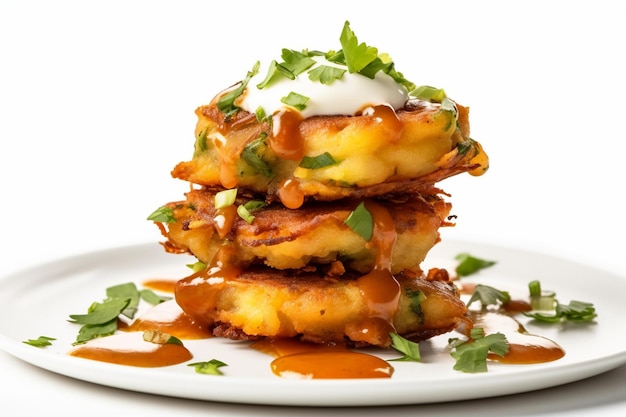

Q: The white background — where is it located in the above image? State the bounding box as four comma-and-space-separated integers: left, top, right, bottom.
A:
1, 1, 624, 416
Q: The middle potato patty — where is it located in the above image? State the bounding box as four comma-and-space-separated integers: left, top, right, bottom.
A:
157, 188, 453, 274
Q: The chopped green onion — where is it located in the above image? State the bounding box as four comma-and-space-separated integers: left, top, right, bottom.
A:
237, 200, 266, 224
214, 189, 237, 209
344, 201, 373, 241
299, 152, 337, 169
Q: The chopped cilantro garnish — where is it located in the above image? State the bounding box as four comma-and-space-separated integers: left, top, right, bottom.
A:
523, 280, 597, 323
139, 288, 172, 305
406, 288, 426, 323
68, 298, 131, 326
389, 333, 421, 362
217, 61, 260, 119
411, 85, 447, 102
193, 129, 208, 157
23, 336, 56, 348
339, 20, 379, 74
147, 206, 176, 223
299, 152, 337, 169
280, 91, 309, 111
524, 299, 597, 323
254, 106, 268, 122
344, 201, 373, 241
106, 282, 140, 319
68, 282, 163, 345
454, 253, 496, 277
256, 50, 316, 90
188, 359, 228, 375
308, 65, 346, 85
186, 260, 207, 273
241, 134, 273, 178
449, 330, 509, 373
466, 284, 511, 309
280, 48, 316, 76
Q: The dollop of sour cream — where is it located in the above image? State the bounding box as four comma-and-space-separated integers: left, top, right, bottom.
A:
239, 58, 409, 118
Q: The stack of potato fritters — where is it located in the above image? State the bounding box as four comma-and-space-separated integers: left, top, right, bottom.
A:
151, 91, 488, 347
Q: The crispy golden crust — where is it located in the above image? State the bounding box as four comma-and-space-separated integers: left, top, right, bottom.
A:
175, 266, 468, 347
171, 98, 488, 206
157, 188, 453, 273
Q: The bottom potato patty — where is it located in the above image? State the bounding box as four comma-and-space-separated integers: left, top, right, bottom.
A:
175, 266, 468, 347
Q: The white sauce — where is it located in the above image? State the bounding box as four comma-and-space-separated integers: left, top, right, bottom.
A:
239, 58, 409, 118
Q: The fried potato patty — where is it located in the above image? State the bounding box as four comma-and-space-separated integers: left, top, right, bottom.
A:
175, 266, 468, 347
156, 188, 452, 273
171, 97, 488, 207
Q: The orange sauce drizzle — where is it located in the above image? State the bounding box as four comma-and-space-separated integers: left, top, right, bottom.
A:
346, 200, 401, 345
214, 204, 238, 238
473, 312, 565, 364
142, 279, 176, 293
175, 263, 242, 327
252, 338, 393, 379
361, 104, 403, 143
277, 178, 305, 209
121, 300, 212, 340
269, 108, 304, 160
70, 332, 193, 367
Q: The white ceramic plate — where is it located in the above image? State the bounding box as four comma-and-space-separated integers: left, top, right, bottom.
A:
1, 240, 625, 406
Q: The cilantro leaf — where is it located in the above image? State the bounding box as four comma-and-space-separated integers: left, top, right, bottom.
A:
106, 282, 140, 319
241, 134, 274, 178
454, 253, 496, 277
68, 298, 130, 325
147, 206, 176, 223
308, 65, 346, 85
466, 284, 511, 309
188, 359, 229, 375
139, 288, 172, 305
74, 319, 118, 345
389, 333, 421, 362
280, 91, 309, 111
22, 336, 56, 348
186, 261, 207, 272
217, 61, 260, 118
449, 331, 509, 373
280, 48, 316, 76
339, 21, 378, 74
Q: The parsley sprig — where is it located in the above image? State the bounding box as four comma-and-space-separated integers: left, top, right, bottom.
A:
68, 282, 171, 345
188, 359, 229, 375
448, 328, 509, 373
